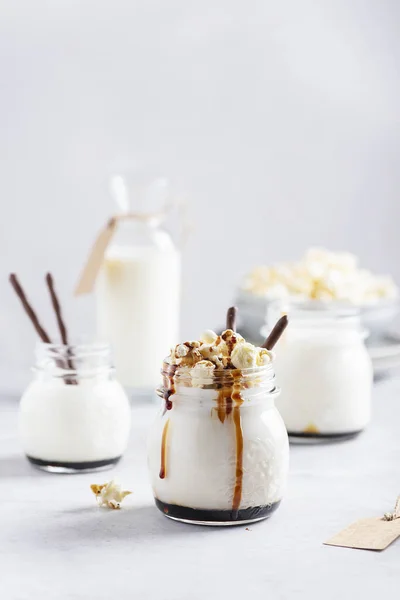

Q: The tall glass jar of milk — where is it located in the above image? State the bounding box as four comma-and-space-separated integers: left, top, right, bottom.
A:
96, 174, 181, 395
267, 301, 373, 442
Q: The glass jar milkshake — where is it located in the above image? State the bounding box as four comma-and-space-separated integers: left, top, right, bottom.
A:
269, 303, 373, 441
19, 342, 131, 472
148, 327, 289, 525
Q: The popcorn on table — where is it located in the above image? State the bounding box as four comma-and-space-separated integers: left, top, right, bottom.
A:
91, 480, 132, 509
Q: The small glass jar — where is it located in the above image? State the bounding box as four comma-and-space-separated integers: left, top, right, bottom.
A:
147, 362, 289, 526
269, 302, 373, 441
19, 342, 131, 473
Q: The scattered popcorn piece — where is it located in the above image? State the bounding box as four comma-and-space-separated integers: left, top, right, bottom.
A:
220, 329, 244, 354
176, 344, 189, 357
190, 360, 216, 386
200, 329, 218, 344
198, 344, 228, 369
231, 342, 259, 369
256, 348, 272, 366
90, 480, 132, 509
171, 341, 202, 366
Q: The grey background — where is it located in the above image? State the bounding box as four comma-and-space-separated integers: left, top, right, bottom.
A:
1, 0, 399, 393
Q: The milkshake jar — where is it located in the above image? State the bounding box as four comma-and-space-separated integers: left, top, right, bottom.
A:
19, 342, 131, 472
95, 175, 181, 394
269, 302, 373, 441
148, 361, 289, 525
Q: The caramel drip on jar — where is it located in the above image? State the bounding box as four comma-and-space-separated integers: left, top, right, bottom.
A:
216, 385, 232, 423
216, 370, 244, 515
159, 418, 170, 479
163, 364, 177, 411
231, 370, 244, 515
304, 422, 319, 434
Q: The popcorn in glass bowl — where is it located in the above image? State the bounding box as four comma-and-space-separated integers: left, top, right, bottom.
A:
236, 248, 399, 343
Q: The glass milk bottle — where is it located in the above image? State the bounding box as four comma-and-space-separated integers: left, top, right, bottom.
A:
96, 175, 181, 394
268, 302, 373, 441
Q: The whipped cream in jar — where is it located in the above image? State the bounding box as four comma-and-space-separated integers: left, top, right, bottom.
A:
269, 302, 373, 441
19, 342, 131, 472
147, 328, 289, 525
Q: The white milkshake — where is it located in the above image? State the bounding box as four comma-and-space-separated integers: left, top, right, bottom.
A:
147, 327, 289, 525
148, 384, 288, 513
271, 305, 373, 439
19, 342, 131, 472
20, 379, 131, 465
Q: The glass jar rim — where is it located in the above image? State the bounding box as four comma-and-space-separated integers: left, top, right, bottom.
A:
36, 339, 111, 352
36, 341, 111, 353
34, 340, 114, 378
160, 360, 277, 393
268, 298, 363, 318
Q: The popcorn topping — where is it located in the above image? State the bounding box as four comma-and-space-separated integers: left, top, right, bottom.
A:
231, 342, 259, 370
169, 328, 272, 383
199, 329, 219, 344
190, 360, 216, 386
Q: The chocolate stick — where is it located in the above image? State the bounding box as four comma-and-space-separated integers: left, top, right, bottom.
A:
226, 306, 238, 332
45, 273, 76, 382
262, 315, 288, 350
45, 273, 69, 345
9, 274, 52, 343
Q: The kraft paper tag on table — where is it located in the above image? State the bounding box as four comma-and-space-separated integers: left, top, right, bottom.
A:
324, 496, 400, 551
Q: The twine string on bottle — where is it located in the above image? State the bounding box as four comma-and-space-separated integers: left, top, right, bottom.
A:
383, 495, 400, 521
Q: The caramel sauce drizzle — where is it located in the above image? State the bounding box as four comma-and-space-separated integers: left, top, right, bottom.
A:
216, 369, 244, 515
221, 331, 237, 355
216, 385, 232, 423
163, 364, 177, 411
304, 422, 320, 434
159, 418, 170, 479
159, 363, 177, 478
231, 371, 244, 515
232, 406, 244, 514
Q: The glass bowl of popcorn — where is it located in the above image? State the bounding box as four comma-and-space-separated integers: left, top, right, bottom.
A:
236, 248, 399, 344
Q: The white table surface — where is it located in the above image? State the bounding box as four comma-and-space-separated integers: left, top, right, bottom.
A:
1, 380, 400, 600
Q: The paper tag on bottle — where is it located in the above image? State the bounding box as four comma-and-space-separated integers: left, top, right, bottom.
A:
324, 516, 400, 551
74, 211, 168, 296
74, 218, 117, 296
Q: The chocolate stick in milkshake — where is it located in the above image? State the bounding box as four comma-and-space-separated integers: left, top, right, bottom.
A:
45, 273, 76, 379
262, 315, 288, 350
45, 273, 70, 346
9, 274, 52, 343
9, 273, 76, 384
226, 306, 238, 331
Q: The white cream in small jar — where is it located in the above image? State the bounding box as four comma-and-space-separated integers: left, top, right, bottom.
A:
147, 329, 289, 525
270, 304, 373, 440
19, 342, 131, 472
